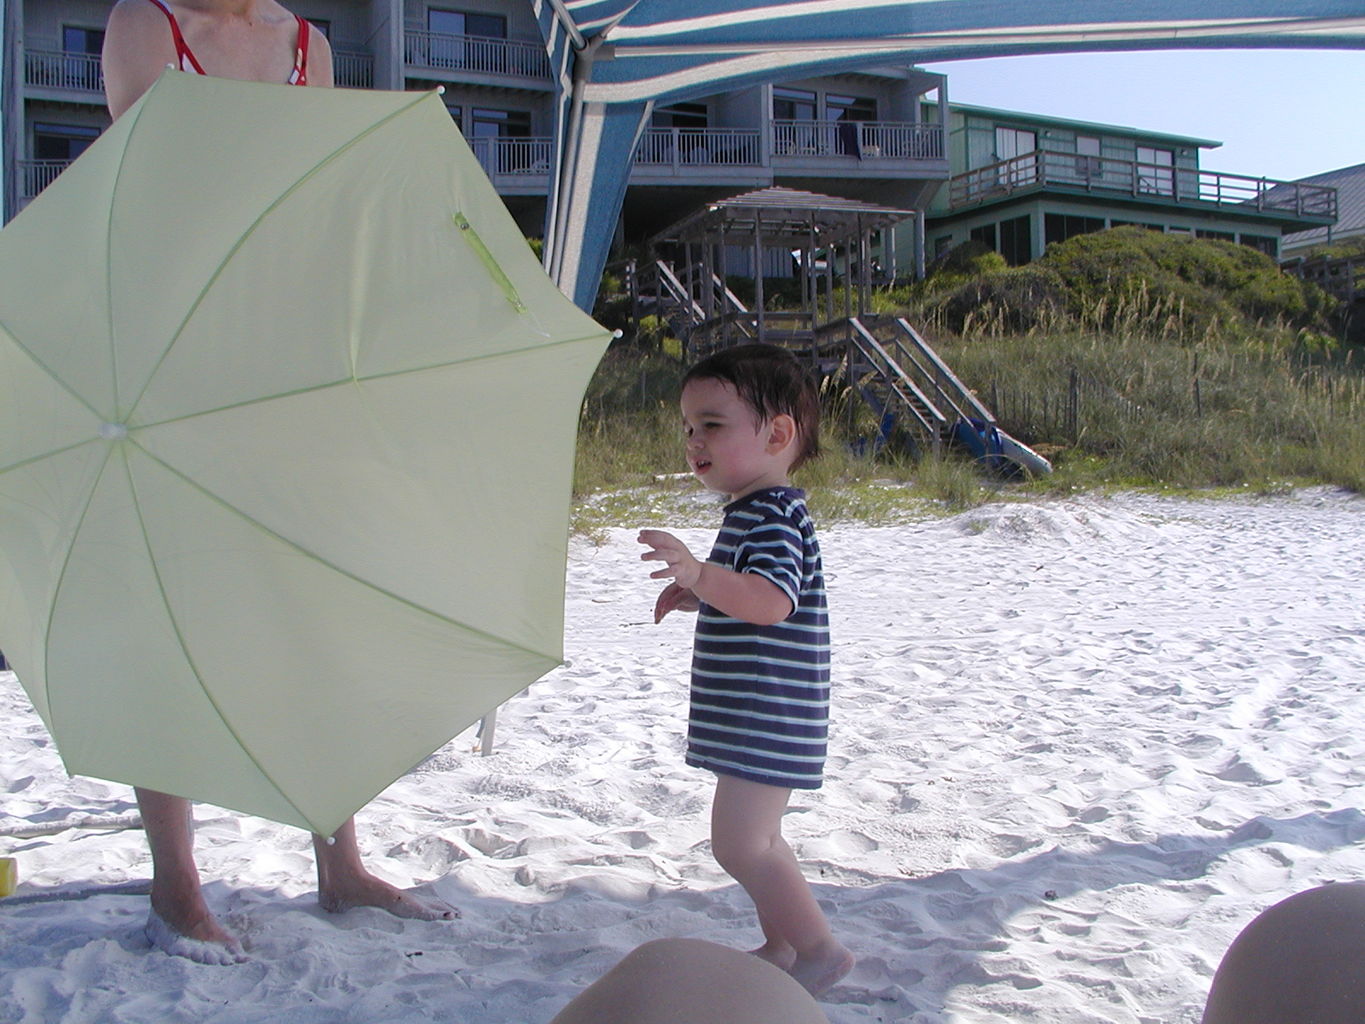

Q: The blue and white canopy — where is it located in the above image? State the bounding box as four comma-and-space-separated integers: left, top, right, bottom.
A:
529, 0, 1365, 308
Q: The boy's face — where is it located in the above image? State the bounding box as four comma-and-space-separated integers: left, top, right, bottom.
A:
680, 377, 794, 500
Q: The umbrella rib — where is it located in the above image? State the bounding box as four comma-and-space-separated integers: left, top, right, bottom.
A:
41, 444, 116, 729
131, 330, 609, 431
0, 327, 105, 425
119, 449, 317, 829
131, 442, 560, 663
121, 89, 436, 425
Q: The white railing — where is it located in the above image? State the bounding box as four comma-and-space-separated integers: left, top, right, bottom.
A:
770, 120, 944, 160
634, 128, 763, 168
468, 136, 553, 178
25, 49, 102, 92
333, 50, 374, 89
951, 150, 1338, 219
404, 29, 550, 79
19, 159, 71, 199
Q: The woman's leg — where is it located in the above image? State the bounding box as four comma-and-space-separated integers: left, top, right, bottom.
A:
313, 816, 457, 920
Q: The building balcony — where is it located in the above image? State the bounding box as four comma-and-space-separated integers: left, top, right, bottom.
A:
403, 30, 551, 83
949, 151, 1338, 229
24, 49, 103, 96
770, 120, 945, 162
334, 50, 374, 90
468, 136, 553, 193
18, 159, 70, 203
630, 121, 947, 185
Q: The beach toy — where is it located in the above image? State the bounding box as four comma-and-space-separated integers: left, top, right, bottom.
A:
0, 71, 611, 838
0, 857, 15, 898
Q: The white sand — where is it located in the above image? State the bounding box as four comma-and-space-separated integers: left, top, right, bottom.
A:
2, 488, 1363, 1023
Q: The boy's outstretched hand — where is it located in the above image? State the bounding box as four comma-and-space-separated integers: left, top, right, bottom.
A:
639, 530, 702, 622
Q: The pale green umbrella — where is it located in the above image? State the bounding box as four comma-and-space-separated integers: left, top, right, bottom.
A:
0, 71, 609, 837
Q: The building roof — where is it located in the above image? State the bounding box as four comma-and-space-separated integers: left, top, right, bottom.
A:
949, 103, 1222, 149
1281, 162, 1365, 253
651, 186, 914, 247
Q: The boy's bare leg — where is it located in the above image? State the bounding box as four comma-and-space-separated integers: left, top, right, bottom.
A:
136, 787, 246, 964
313, 817, 457, 920
751, 907, 797, 970
710, 776, 853, 996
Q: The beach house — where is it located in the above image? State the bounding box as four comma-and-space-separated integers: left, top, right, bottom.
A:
2, 1, 1341, 274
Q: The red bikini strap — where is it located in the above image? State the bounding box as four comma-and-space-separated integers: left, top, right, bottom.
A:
146, 0, 208, 75
289, 15, 310, 85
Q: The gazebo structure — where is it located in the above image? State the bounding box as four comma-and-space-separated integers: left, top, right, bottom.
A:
646, 186, 915, 356
633, 186, 1039, 466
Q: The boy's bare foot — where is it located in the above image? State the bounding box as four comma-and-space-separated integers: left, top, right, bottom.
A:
318, 873, 458, 920
789, 941, 854, 997
750, 940, 797, 972
144, 908, 247, 965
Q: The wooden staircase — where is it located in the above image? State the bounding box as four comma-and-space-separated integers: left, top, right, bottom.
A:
628, 260, 1004, 458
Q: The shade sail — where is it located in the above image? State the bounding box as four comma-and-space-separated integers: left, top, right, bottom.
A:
0, 71, 610, 836
533, 0, 1365, 308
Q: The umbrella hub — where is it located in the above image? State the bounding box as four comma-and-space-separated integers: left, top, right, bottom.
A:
98, 423, 128, 441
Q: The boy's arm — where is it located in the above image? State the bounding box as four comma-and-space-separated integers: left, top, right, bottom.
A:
639, 530, 793, 626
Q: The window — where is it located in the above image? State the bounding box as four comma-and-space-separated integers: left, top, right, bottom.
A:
1239, 234, 1278, 257
62, 26, 104, 90
652, 103, 708, 129
308, 19, 331, 39
934, 235, 954, 259
995, 126, 1037, 186
428, 9, 507, 38
1044, 213, 1105, 246
471, 108, 533, 172
1196, 229, 1236, 243
825, 93, 876, 123
773, 87, 817, 121
1076, 135, 1102, 180
999, 216, 1032, 266
1111, 220, 1164, 232
34, 123, 100, 162
969, 223, 997, 251
1136, 146, 1174, 196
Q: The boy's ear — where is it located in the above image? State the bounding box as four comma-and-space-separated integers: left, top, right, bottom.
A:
766, 413, 797, 455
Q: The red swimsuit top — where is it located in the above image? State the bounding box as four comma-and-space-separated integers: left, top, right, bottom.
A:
146, 0, 311, 85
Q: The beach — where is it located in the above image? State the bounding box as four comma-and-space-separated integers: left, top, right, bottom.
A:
2, 488, 1363, 1023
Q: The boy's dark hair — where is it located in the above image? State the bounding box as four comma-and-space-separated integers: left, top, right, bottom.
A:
683, 343, 821, 470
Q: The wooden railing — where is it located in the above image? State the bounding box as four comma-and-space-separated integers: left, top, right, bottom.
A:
404, 29, 550, 79
770, 120, 944, 160
950, 150, 1338, 220
635, 128, 762, 168
1283, 253, 1365, 305
25, 49, 102, 92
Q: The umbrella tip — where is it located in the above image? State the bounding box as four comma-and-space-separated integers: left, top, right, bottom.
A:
612, 329, 624, 340
436, 85, 446, 96
325, 835, 336, 846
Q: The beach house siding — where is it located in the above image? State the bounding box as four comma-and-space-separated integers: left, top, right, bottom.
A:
912, 104, 1334, 270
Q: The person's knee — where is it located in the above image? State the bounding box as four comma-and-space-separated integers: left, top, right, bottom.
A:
711, 832, 772, 876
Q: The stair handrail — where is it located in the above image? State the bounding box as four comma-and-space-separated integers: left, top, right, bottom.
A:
847, 319, 948, 438
885, 317, 996, 426
651, 259, 706, 324
709, 272, 749, 315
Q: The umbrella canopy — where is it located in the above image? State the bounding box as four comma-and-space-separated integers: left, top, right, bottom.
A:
533, 0, 1365, 307
0, 71, 610, 837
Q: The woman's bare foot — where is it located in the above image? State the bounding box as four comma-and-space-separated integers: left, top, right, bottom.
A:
789, 940, 854, 997
144, 907, 246, 965
317, 872, 458, 920
750, 939, 797, 972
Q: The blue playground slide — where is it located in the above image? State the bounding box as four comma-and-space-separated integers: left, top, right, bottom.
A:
951, 419, 1053, 479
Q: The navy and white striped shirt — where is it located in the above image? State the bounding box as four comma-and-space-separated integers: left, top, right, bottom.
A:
687, 487, 830, 790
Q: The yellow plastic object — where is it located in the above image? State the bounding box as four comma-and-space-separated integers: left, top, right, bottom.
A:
0, 858, 16, 898
0, 71, 610, 836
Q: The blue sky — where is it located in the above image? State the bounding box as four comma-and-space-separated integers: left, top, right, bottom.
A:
920, 48, 1363, 183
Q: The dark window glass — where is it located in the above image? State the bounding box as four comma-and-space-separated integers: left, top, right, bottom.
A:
999, 215, 1032, 265
773, 87, 817, 121
1239, 234, 1279, 257
63, 26, 104, 54
34, 122, 99, 161
1044, 213, 1105, 246
970, 223, 997, 251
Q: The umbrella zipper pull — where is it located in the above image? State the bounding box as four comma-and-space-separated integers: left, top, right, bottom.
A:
452, 213, 526, 313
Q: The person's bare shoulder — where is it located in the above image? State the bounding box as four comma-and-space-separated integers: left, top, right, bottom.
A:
306, 21, 335, 88
103, 0, 177, 118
